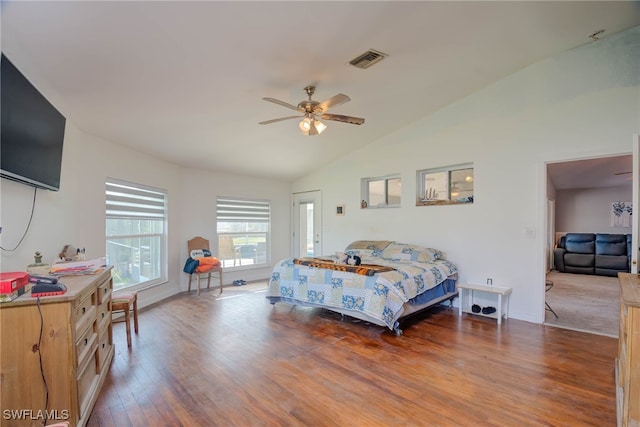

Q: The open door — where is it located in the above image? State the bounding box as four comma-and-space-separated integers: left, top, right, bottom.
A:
632, 134, 640, 273
292, 191, 322, 258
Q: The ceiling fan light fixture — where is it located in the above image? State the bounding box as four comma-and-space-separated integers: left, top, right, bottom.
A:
262, 85, 363, 135
299, 117, 311, 132
299, 116, 327, 136
314, 119, 327, 134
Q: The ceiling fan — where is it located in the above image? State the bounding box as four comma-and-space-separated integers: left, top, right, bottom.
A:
259, 85, 365, 135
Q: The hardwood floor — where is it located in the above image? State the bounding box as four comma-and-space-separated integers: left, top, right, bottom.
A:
88, 282, 618, 426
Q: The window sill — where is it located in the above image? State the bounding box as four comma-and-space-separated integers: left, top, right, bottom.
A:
222, 263, 271, 272
362, 204, 401, 209
113, 278, 167, 293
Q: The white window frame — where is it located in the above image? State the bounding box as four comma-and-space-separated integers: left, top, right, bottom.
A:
416, 162, 474, 206
361, 174, 402, 209
105, 178, 167, 291
216, 196, 271, 270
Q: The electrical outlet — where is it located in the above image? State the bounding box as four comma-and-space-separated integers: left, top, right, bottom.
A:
487, 278, 493, 285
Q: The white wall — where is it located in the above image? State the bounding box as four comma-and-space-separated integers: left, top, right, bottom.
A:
556, 185, 633, 234
293, 26, 640, 323
2, 26, 637, 323
178, 168, 291, 287
0, 122, 292, 308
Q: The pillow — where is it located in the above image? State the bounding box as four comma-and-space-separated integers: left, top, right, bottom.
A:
190, 248, 212, 259
344, 240, 392, 258
381, 243, 441, 262
345, 248, 376, 258
190, 249, 204, 259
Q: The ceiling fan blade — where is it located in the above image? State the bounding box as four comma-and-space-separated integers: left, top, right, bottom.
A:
315, 94, 350, 113
259, 115, 301, 125
320, 113, 365, 125
263, 97, 301, 111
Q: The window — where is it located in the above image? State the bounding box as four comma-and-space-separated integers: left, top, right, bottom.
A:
216, 197, 270, 268
417, 163, 474, 206
361, 175, 401, 208
106, 179, 167, 291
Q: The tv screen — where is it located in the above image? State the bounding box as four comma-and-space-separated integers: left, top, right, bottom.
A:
1, 53, 66, 191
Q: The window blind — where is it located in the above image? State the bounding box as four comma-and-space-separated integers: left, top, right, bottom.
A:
216, 197, 270, 223
106, 181, 166, 220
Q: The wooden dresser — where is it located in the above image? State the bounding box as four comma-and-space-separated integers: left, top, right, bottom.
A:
617, 273, 640, 427
0, 268, 114, 427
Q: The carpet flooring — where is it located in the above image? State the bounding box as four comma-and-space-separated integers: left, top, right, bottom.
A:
544, 271, 619, 337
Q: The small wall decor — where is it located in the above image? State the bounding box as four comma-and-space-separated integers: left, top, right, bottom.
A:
611, 201, 632, 227
27, 251, 50, 275
336, 205, 345, 216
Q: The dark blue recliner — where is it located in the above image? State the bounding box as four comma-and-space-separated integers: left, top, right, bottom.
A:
554, 233, 631, 277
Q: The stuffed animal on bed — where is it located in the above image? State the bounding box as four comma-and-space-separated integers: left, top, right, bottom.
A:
346, 255, 361, 266
335, 252, 361, 266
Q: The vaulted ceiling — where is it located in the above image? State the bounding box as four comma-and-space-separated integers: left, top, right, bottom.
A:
2, 1, 639, 181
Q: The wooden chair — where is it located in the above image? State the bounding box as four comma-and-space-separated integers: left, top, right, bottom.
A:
111, 290, 138, 348
218, 235, 238, 267
187, 236, 223, 296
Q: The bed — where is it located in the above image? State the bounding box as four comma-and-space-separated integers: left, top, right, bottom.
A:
266, 240, 458, 335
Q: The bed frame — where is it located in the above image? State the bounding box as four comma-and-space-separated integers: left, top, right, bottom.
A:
268, 278, 458, 335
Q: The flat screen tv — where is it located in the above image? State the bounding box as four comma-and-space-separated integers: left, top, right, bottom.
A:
1, 53, 66, 191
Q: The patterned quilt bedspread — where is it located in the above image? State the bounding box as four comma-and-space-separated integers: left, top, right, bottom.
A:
267, 253, 458, 330
293, 257, 395, 276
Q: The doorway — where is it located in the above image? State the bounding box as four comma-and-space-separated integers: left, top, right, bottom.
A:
292, 191, 322, 258
544, 154, 632, 336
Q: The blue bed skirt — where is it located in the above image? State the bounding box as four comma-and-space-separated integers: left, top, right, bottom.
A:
409, 278, 457, 305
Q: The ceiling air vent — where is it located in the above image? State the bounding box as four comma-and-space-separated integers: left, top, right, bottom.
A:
349, 49, 388, 69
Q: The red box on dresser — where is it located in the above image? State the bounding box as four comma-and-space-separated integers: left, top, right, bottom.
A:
0, 272, 29, 302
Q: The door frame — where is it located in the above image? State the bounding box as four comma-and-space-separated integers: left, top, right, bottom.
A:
546, 199, 555, 272
632, 134, 639, 273
292, 190, 322, 258
542, 139, 638, 321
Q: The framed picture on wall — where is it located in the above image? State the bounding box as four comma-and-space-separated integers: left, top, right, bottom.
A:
611, 201, 632, 227
336, 205, 345, 216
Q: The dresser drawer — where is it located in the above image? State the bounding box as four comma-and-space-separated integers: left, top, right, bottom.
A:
96, 327, 112, 371
96, 277, 112, 305
77, 352, 99, 418
97, 299, 111, 334
76, 322, 97, 370
75, 291, 97, 336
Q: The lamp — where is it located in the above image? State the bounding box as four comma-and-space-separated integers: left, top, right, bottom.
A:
299, 114, 327, 136
451, 184, 459, 198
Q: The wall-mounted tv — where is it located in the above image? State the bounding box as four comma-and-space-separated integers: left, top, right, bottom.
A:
1, 53, 66, 191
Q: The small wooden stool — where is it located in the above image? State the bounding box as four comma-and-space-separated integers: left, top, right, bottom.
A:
111, 291, 139, 348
